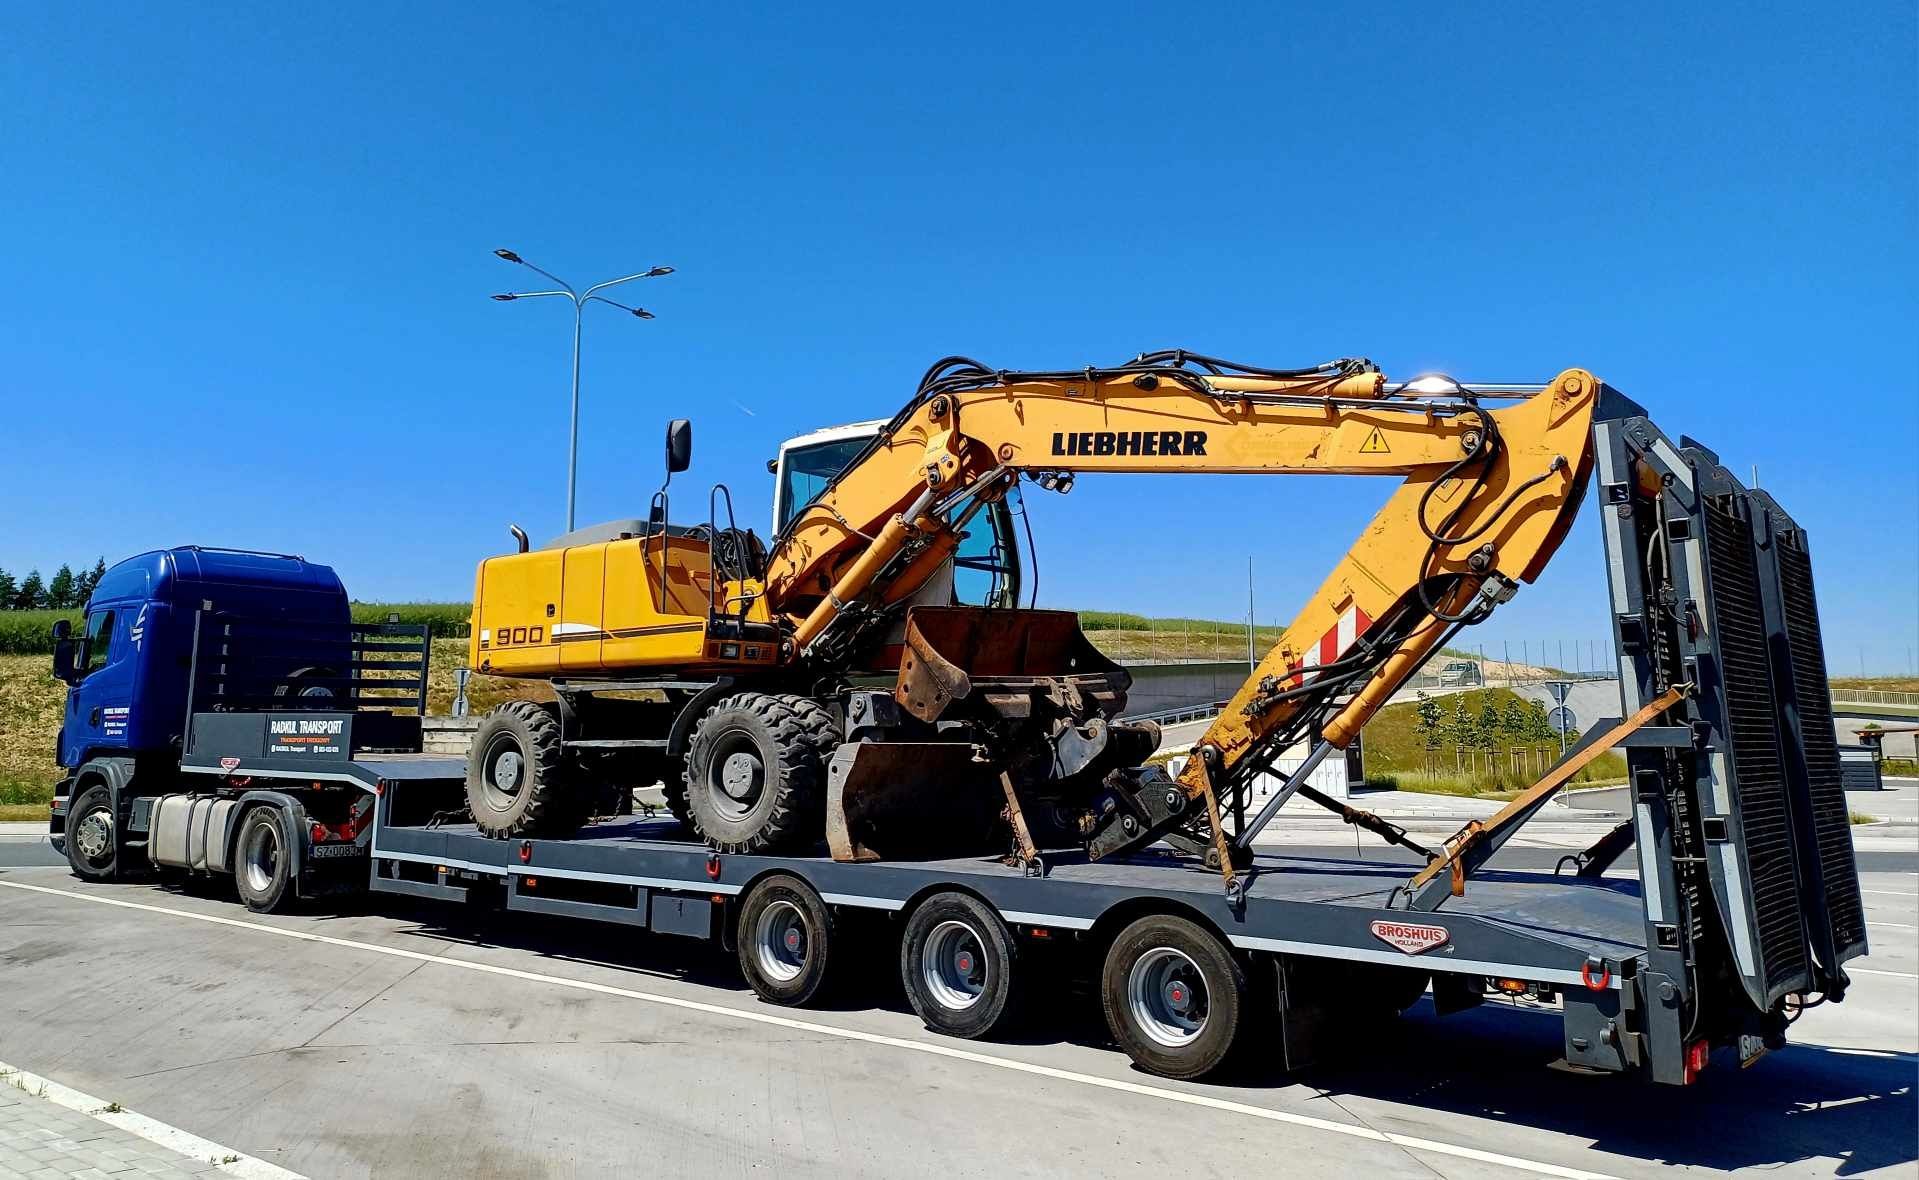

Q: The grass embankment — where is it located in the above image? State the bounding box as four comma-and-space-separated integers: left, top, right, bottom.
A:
1832, 677, 1919, 694
1358, 687, 1628, 799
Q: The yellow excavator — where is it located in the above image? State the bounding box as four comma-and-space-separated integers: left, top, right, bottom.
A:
465, 351, 1596, 884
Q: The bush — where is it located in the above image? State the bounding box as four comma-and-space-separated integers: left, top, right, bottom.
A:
0, 611, 81, 656
349, 602, 472, 638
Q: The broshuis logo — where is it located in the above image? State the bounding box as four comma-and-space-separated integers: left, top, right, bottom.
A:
1369, 919, 1449, 955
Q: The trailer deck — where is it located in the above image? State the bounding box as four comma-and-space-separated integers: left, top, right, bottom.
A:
371, 793, 1643, 995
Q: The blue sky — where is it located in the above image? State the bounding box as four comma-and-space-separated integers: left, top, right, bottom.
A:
3, 4, 1914, 673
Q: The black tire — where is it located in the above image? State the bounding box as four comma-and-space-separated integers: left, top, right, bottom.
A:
684, 693, 837, 854
465, 702, 583, 838
233, 806, 297, 913
900, 892, 1025, 1039
64, 783, 119, 883
736, 874, 838, 1006
1101, 913, 1249, 1080
660, 767, 692, 830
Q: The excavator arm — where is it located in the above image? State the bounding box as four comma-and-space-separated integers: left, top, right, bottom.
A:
765, 354, 1598, 865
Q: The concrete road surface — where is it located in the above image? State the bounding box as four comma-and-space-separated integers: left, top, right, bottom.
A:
2, 855, 1915, 1179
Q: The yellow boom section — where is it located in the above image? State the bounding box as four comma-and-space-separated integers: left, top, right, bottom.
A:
765, 362, 1598, 809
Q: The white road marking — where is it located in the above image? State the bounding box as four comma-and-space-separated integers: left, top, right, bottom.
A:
1861, 889, 1916, 898
1870, 922, 1917, 930
1845, 966, 1918, 980
0, 879, 1617, 1180
0, 1059, 304, 1179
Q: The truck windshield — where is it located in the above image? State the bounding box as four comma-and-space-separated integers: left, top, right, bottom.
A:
777, 437, 873, 531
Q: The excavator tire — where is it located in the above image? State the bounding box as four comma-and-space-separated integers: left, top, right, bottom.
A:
659, 757, 693, 829
466, 701, 586, 839
684, 693, 837, 855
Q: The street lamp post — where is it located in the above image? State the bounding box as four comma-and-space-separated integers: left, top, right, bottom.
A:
491, 249, 673, 532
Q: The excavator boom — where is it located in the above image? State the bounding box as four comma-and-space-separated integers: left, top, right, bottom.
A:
762, 354, 1599, 864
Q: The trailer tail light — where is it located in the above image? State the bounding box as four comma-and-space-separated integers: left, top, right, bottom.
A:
1684, 1039, 1711, 1083
310, 822, 329, 843
1494, 978, 1528, 995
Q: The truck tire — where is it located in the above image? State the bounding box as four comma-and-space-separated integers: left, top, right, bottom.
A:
660, 768, 692, 830
234, 806, 297, 913
64, 784, 119, 883
1101, 913, 1249, 1080
736, 874, 839, 1006
683, 694, 836, 854
466, 702, 583, 838
900, 892, 1026, 1039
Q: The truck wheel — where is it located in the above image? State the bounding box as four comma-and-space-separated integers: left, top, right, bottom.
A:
65, 784, 119, 883
1101, 913, 1249, 1080
684, 694, 836, 854
466, 702, 582, 838
660, 769, 692, 830
900, 892, 1025, 1039
234, 806, 297, 913
737, 874, 838, 1006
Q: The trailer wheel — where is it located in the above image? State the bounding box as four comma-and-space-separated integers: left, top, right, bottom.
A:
736, 875, 838, 1006
684, 694, 836, 854
466, 702, 582, 838
234, 806, 296, 913
1101, 913, 1248, 1080
64, 784, 119, 883
901, 892, 1025, 1039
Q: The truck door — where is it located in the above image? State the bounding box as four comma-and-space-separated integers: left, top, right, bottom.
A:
63, 606, 134, 763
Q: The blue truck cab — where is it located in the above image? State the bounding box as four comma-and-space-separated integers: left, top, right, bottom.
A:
49, 547, 349, 844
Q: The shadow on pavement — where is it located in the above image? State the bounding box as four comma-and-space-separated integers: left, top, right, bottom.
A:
295, 888, 1914, 1176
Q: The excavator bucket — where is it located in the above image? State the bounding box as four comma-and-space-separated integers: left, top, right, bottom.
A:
824, 606, 1135, 863
825, 742, 1005, 862
894, 606, 1130, 724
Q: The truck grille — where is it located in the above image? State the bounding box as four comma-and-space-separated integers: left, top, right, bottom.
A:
1777, 537, 1867, 961
1702, 496, 1810, 1001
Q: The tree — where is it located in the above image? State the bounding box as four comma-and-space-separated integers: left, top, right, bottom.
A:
47, 564, 77, 609
1501, 696, 1531, 739
1526, 700, 1557, 744
77, 557, 106, 602
0, 567, 14, 608
14, 570, 45, 610
1414, 692, 1443, 750
1476, 696, 1502, 750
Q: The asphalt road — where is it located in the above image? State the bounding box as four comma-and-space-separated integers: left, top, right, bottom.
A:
2, 857, 1914, 1179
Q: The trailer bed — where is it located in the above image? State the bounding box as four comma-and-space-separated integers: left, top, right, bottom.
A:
372, 804, 1646, 993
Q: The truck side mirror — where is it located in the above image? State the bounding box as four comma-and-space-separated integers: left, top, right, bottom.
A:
51, 619, 72, 641
51, 634, 79, 683
666, 419, 692, 475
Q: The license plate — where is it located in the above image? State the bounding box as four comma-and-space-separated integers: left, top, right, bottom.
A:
308, 843, 365, 859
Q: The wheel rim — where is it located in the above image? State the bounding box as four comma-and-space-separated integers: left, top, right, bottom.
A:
72, 805, 113, 866
481, 733, 526, 809
708, 732, 766, 823
922, 919, 989, 1011
1127, 946, 1209, 1047
753, 899, 809, 982
242, 820, 281, 895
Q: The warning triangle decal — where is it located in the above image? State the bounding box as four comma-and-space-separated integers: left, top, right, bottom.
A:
1358, 427, 1390, 454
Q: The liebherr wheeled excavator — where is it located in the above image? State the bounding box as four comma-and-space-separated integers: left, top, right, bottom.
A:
465, 351, 1600, 880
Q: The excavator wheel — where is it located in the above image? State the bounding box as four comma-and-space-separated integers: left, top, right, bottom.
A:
466, 701, 586, 839
684, 693, 837, 854
659, 764, 693, 830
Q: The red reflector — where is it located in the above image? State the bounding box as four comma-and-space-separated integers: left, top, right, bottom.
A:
310, 822, 328, 843
1030, 928, 1051, 939
710, 893, 726, 904
705, 853, 722, 881
1684, 1039, 1711, 1082
519, 840, 533, 864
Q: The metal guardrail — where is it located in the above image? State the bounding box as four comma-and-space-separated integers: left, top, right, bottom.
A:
1831, 689, 1919, 707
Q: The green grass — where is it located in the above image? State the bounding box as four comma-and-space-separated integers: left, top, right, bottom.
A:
0, 603, 470, 658
1850, 811, 1879, 825
1358, 686, 1628, 796
1881, 757, 1917, 777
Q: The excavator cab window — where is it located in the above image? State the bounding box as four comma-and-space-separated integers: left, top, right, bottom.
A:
950, 491, 1022, 609
775, 436, 872, 532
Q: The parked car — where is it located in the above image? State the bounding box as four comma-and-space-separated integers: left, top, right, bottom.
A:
1438, 660, 1483, 687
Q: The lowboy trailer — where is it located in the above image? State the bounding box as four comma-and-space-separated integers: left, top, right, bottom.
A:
43, 400, 1865, 1082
